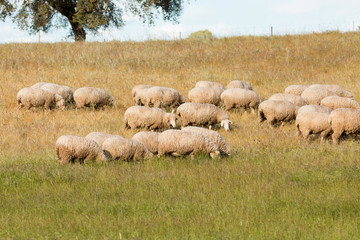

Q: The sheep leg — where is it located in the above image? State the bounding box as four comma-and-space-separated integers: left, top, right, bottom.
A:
17, 103, 24, 111
320, 128, 332, 143
171, 152, 182, 157
302, 129, 311, 140
332, 130, 343, 144
251, 107, 256, 114
296, 124, 301, 137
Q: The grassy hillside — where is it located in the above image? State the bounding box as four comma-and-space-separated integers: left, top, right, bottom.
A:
1, 32, 360, 239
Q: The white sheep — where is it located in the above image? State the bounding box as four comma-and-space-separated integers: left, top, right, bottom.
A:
132, 131, 160, 154
220, 88, 260, 112
17, 87, 65, 110
258, 100, 298, 127
136, 86, 185, 108
102, 136, 154, 161
320, 96, 360, 110
226, 80, 253, 90
31, 82, 48, 89
188, 87, 224, 106
132, 85, 152, 105
195, 81, 225, 90
310, 84, 353, 98
85, 132, 116, 148
295, 111, 332, 142
329, 108, 360, 144
124, 106, 176, 130
55, 135, 108, 164
301, 87, 337, 105
297, 105, 332, 115
181, 126, 230, 156
157, 129, 221, 158
284, 85, 308, 96
176, 103, 232, 131
268, 93, 306, 107
39, 83, 74, 106
74, 87, 114, 109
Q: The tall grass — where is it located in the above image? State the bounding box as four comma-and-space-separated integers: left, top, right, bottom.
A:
1, 32, 360, 239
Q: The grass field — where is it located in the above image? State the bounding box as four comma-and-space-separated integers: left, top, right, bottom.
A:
1, 31, 360, 239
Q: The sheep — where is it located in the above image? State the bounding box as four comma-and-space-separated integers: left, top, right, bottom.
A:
188, 87, 224, 106
181, 126, 230, 156
39, 83, 74, 106
157, 129, 221, 158
258, 100, 298, 127
268, 93, 306, 107
329, 108, 360, 144
74, 87, 114, 109
16, 87, 65, 110
55, 135, 108, 164
176, 103, 232, 131
138, 86, 186, 109
102, 136, 154, 161
195, 81, 225, 90
301, 87, 337, 105
220, 88, 260, 112
132, 131, 160, 154
31, 82, 48, 89
320, 96, 360, 110
85, 132, 116, 148
124, 106, 176, 130
297, 105, 332, 115
132, 85, 152, 105
295, 111, 332, 142
226, 80, 253, 90
310, 84, 353, 98
284, 85, 308, 96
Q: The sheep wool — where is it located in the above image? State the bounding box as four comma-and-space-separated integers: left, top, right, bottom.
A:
295, 111, 332, 141
157, 130, 220, 158
55, 135, 108, 164
284, 85, 308, 96
39, 83, 74, 106
301, 87, 337, 105
124, 106, 176, 130
102, 136, 154, 161
320, 96, 360, 110
297, 105, 332, 115
258, 100, 298, 126
132, 85, 152, 105
139, 86, 186, 108
220, 88, 260, 111
268, 93, 306, 107
181, 126, 230, 156
132, 131, 160, 154
310, 84, 353, 98
188, 87, 224, 106
85, 132, 116, 148
329, 108, 360, 144
74, 87, 114, 109
17, 87, 65, 110
176, 103, 232, 131
226, 80, 253, 90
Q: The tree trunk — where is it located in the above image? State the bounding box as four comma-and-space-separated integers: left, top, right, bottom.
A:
70, 21, 86, 42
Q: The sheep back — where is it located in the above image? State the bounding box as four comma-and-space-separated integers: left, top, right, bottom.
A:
258, 100, 297, 125
132, 131, 160, 154
329, 108, 360, 143
310, 84, 353, 98
220, 88, 260, 111
17, 87, 64, 110
226, 80, 253, 90
320, 96, 360, 110
85, 132, 116, 148
284, 85, 308, 96
74, 87, 114, 109
295, 111, 331, 140
188, 87, 223, 106
268, 93, 306, 107
297, 105, 332, 115
301, 87, 337, 105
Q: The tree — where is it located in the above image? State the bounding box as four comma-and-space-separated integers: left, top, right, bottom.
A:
0, 0, 185, 42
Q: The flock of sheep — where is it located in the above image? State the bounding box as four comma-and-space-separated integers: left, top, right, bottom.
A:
15, 80, 360, 164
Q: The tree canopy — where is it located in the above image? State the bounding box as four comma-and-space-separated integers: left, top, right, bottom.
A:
0, 0, 186, 41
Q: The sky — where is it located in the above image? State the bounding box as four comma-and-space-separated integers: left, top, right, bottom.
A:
1, 0, 360, 43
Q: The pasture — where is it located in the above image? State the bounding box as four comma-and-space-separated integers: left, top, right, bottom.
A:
1, 31, 360, 239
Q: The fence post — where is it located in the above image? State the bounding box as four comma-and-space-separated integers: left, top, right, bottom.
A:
271, 26, 273, 36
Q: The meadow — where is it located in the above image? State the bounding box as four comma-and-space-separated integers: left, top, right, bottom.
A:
1, 31, 360, 239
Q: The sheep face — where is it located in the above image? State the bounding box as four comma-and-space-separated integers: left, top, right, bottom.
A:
221, 120, 232, 131
210, 150, 221, 158
57, 99, 65, 110
164, 113, 177, 128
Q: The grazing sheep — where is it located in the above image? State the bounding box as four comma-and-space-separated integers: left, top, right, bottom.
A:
188, 87, 224, 106
74, 87, 114, 109
124, 106, 176, 130
16, 87, 65, 110
320, 96, 360, 110
85, 132, 116, 148
39, 83, 74, 106
181, 126, 230, 156
301, 87, 337, 105
132, 85, 152, 105
195, 81, 225, 90
284, 85, 308, 96
31, 82, 48, 89
295, 111, 332, 142
55, 135, 108, 164
297, 105, 332, 115
132, 131, 160, 154
220, 88, 260, 112
136, 86, 185, 108
310, 84, 353, 98
268, 93, 306, 107
176, 103, 232, 131
329, 108, 360, 144
226, 80, 253, 90
258, 100, 298, 127
102, 136, 154, 161
157, 130, 221, 158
